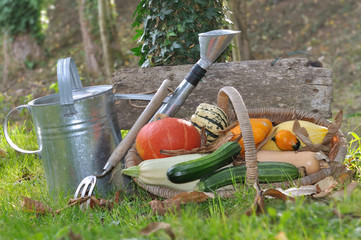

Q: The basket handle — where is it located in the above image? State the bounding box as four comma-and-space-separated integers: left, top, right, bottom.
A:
217, 86, 258, 185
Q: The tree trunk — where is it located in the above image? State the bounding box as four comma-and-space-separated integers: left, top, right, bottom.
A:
11, 33, 44, 65
224, 0, 241, 61
98, 0, 113, 83
77, 0, 100, 77
228, 0, 253, 60
2, 34, 10, 90
114, 0, 133, 18
104, 0, 124, 60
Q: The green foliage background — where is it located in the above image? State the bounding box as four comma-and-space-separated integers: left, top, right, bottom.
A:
0, 0, 44, 41
131, 0, 228, 67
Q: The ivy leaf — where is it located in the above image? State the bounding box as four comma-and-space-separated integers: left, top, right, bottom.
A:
160, 47, 168, 58
164, 39, 172, 46
151, 30, 159, 45
206, 8, 220, 19
171, 42, 181, 50
142, 59, 153, 68
195, 0, 208, 4
166, 31, 177, 38
130, 45, 142, 56
159, 8, 174, 20
176, 24, 185, 33
133, 29, 144, 41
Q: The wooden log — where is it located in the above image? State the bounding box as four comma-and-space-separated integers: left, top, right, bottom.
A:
112, 58, 332, 129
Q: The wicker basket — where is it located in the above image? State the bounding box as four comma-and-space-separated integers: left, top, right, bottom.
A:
124, 86, 348, 198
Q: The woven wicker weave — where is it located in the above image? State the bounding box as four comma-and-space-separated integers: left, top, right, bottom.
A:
124, 86, 347, 198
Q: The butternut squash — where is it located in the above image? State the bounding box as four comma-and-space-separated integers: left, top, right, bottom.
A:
257, 150, 320, 175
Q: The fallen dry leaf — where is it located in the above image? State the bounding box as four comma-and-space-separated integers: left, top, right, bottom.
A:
245, 183, 266, 216
0, 149, 6, 157
314, 174, 358, 199
89, 196, 114, 210
293, 120, 328, 152
54, 196, 92, 213
148, 199, 181, 216
68, 229, 83, 240
114, 190, 122, 204
294, 110, 343, 153
21, 195, 115, 215
21, 197, 53, 214
275, 186, 317, 197
313, 176, 337, 198
140, 222, 176, 239
329, 181, 358, 199
312, 162, 355, 198
163, 198, 181, 214
67, 196, 92, 206
170, 191, 213, 204
246, 183, 294, 216
245, 192, 265, 216
148, 200, 166, 215
264, 188, 295, 202
274, 231, 288, 240
315, 176, 338, 192
148, 191, 213, 216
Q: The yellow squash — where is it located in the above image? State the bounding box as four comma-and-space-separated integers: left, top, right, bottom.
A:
261, 120, 328, 151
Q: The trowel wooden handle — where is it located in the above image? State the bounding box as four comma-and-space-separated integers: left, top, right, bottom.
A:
105, 79, 172, 170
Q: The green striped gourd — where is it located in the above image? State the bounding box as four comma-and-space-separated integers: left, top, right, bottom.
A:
190, 103, 228, 144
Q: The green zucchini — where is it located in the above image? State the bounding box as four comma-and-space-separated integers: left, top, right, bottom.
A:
195, 162, 300, 192
166, 141, 242, 184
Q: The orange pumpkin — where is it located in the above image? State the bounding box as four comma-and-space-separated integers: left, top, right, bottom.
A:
229, 118, 273, 156
251, 118, 273, 134
135, 117, 201, 160
272, 129, 300, 151
229, 118, 272, 144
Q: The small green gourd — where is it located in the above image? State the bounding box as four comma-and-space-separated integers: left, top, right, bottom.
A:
190, 103, 228, 144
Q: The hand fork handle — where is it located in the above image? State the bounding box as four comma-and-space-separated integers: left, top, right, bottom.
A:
101, 79, 172, 174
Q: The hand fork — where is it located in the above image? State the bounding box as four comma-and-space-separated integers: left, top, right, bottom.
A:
74, 79, 172, 205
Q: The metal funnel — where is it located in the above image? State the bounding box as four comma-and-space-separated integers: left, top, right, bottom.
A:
197, 30, 241, 70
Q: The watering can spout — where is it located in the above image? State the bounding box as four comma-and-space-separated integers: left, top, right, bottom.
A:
197, 29, 241, 70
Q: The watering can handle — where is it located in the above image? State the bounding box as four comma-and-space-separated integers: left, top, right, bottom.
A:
57, 57, 83, 117
3, 105, 41, 154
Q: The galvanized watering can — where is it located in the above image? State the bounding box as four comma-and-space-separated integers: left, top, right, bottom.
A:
4, 58, 129, 197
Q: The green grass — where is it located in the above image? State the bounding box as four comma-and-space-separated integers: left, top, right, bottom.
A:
1, 124, 361, 240
345, 131, 361, 181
